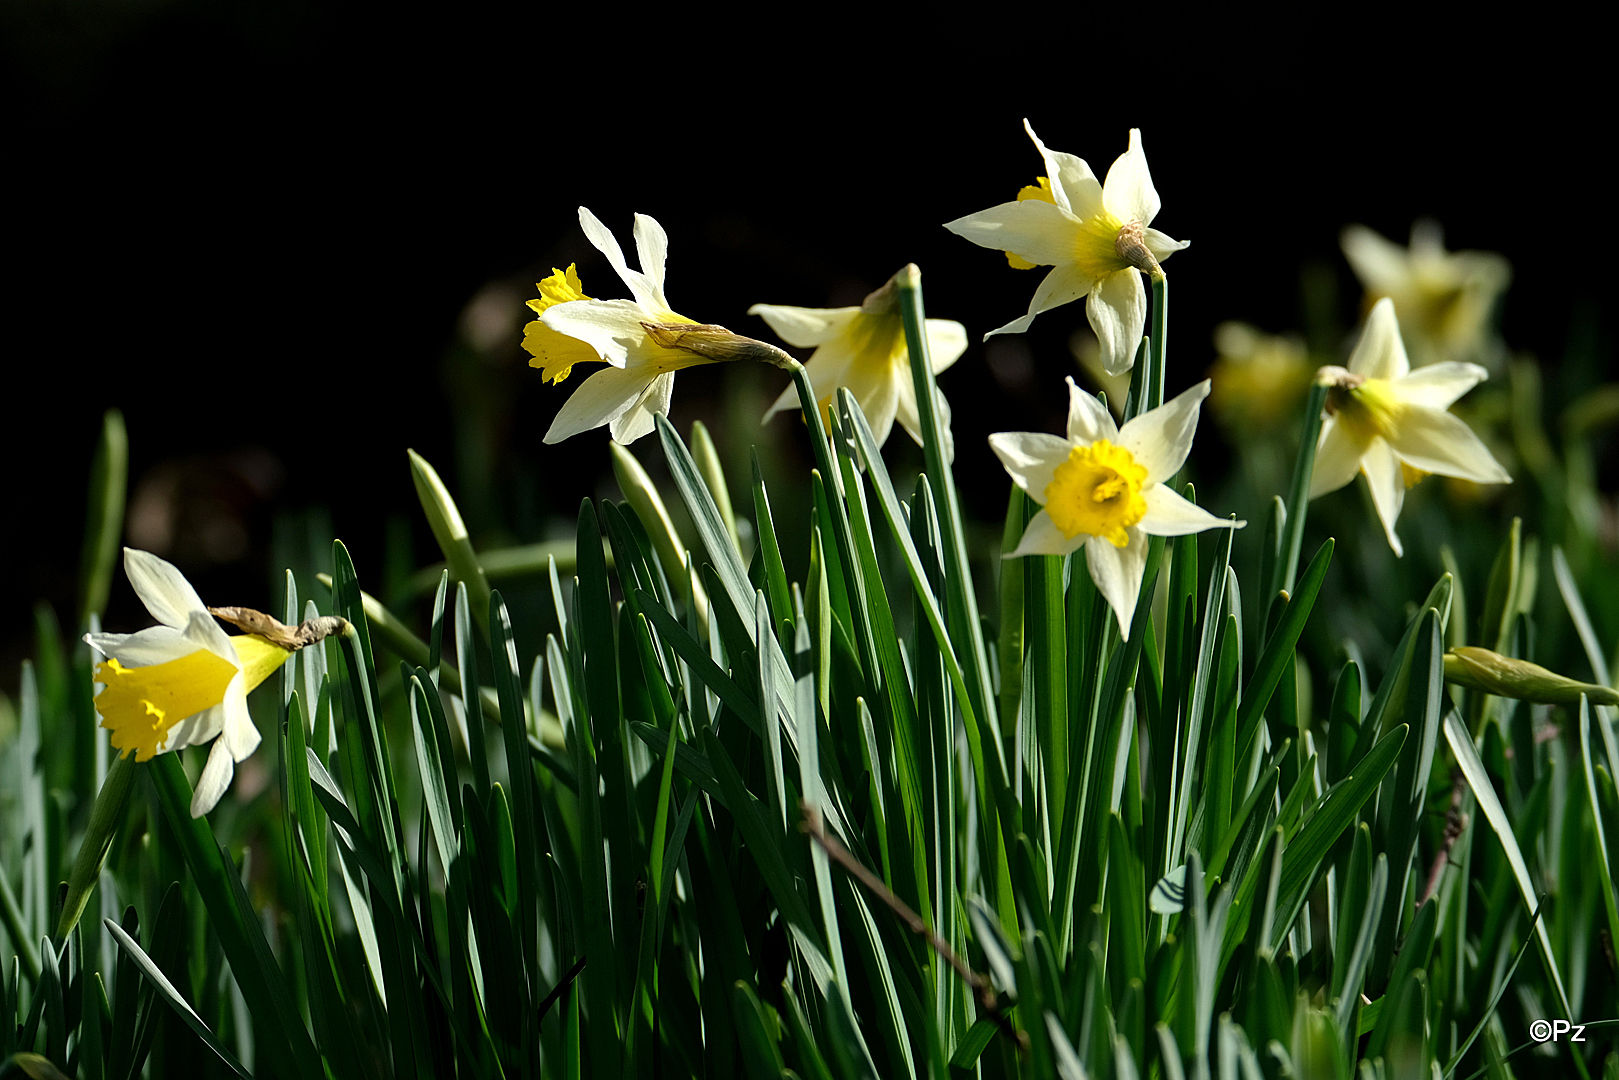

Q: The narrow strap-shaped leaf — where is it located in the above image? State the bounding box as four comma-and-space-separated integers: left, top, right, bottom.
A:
1235, 539, 1333, 754
104, 919, 252, 1078
1445, 710, 1573, 1018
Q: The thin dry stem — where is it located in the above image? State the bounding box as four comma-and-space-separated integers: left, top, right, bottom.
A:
798, 801, 1028, 1054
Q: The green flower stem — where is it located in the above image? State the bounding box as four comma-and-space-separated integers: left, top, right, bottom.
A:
404, 539, 612, 598
315, 572, 566, 747
1148, 274, 1167, 412
1272, 380, 1330, 601
895, 263, 1000, 739
56, 750, 138, 938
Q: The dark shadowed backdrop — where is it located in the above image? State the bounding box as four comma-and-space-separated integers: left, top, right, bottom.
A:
5, 4, 1614, 686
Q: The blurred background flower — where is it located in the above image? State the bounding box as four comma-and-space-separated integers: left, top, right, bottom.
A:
4, 4, 1617, 693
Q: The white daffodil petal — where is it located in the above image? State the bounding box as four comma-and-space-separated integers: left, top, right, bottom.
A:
763, 336, 858, 423
1139, 484, 1242, 536
1087, 269, 1146, 376
1387, 407, 1513, 483
1340, 225, 1410, 294
986, 261, 1096, 341
578, 207, 659, 312
544, 365, 648, 443
988, 431, 1072, 502
191, 737, 236, 818
1066, 377, 1119, 443
1361, 439, 1406, 557
632, 213, 671, 310
749, 304, 862, 348
944, 200, 1086, 267
162, 702, 225, 755
220, 674, 261, 761
85, 625, 193, 668
1008, 509, 1085, 558
1101, 128, 1161, 227
1143, 228, 1189, 263
610, 371, 676, 445
1118, 380, 1210, 480
1085, 532, 1147, 639
1393, 362, 1489, 409
123, 548, 208, 629
1023, 119, 1104, 219
923, 319, 968, 373
181, 609, 240, 665
1347, 298, 1410, 381
895, 373, 955, 463
839, 348, 902, 448
539, 298, 653, 368
1310, 416, 1369, 498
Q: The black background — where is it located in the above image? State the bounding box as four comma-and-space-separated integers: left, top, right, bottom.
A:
5, 4, 1615, 688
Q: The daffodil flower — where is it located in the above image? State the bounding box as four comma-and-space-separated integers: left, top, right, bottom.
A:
945, 121, 1188, 375
992, 379, 1242, 637
538, 207, 716, 445
1341, 221, 1511, 368
1310, 297, 1512, 556
750, 274, 967, 460
86, 549, 292, 817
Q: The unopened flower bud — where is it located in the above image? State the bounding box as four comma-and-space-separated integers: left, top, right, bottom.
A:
1443, 646, 1619, 706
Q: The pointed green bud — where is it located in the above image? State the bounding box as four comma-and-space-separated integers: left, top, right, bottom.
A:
1443, 646, 1619, 707
407, 448, 491, 635
610, 443, 709, 627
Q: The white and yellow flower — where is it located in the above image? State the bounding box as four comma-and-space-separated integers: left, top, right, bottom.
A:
992, 379, 1242, 638
86, 549, 292, 817
1311, 297, 1512, 556
945, 121, 1188, 375
1341, 221, 1510, 368
751, 275, 967, 460
539, 207, 715, 445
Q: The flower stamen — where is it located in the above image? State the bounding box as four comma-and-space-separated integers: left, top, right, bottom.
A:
1044, 439, 1148, 546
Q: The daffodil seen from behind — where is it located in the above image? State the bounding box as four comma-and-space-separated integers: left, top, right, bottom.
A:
946, 121, 1188, 376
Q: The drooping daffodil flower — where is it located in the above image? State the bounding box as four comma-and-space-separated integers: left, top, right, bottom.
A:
1341, 221, 1511, 369
86, 549, 291, 816
538, 207, 772, 445
945, 121, 1188, 376
86, 549, 346, 816
992, 379, 1242, 638
1310, 297, 1512, 556
751, 271, 967, 461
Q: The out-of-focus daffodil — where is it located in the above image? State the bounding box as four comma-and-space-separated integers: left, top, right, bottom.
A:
945, 121, 1188, 375
539, 208, 747, 445
86, 549, 292, 817
992, 379, 1242, 638
751, 273, 967, 460
522, 264, 600, 384
1311, 298, 1512, 556
1341, 221, 1510, 368
1207, 322, 1314, 433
